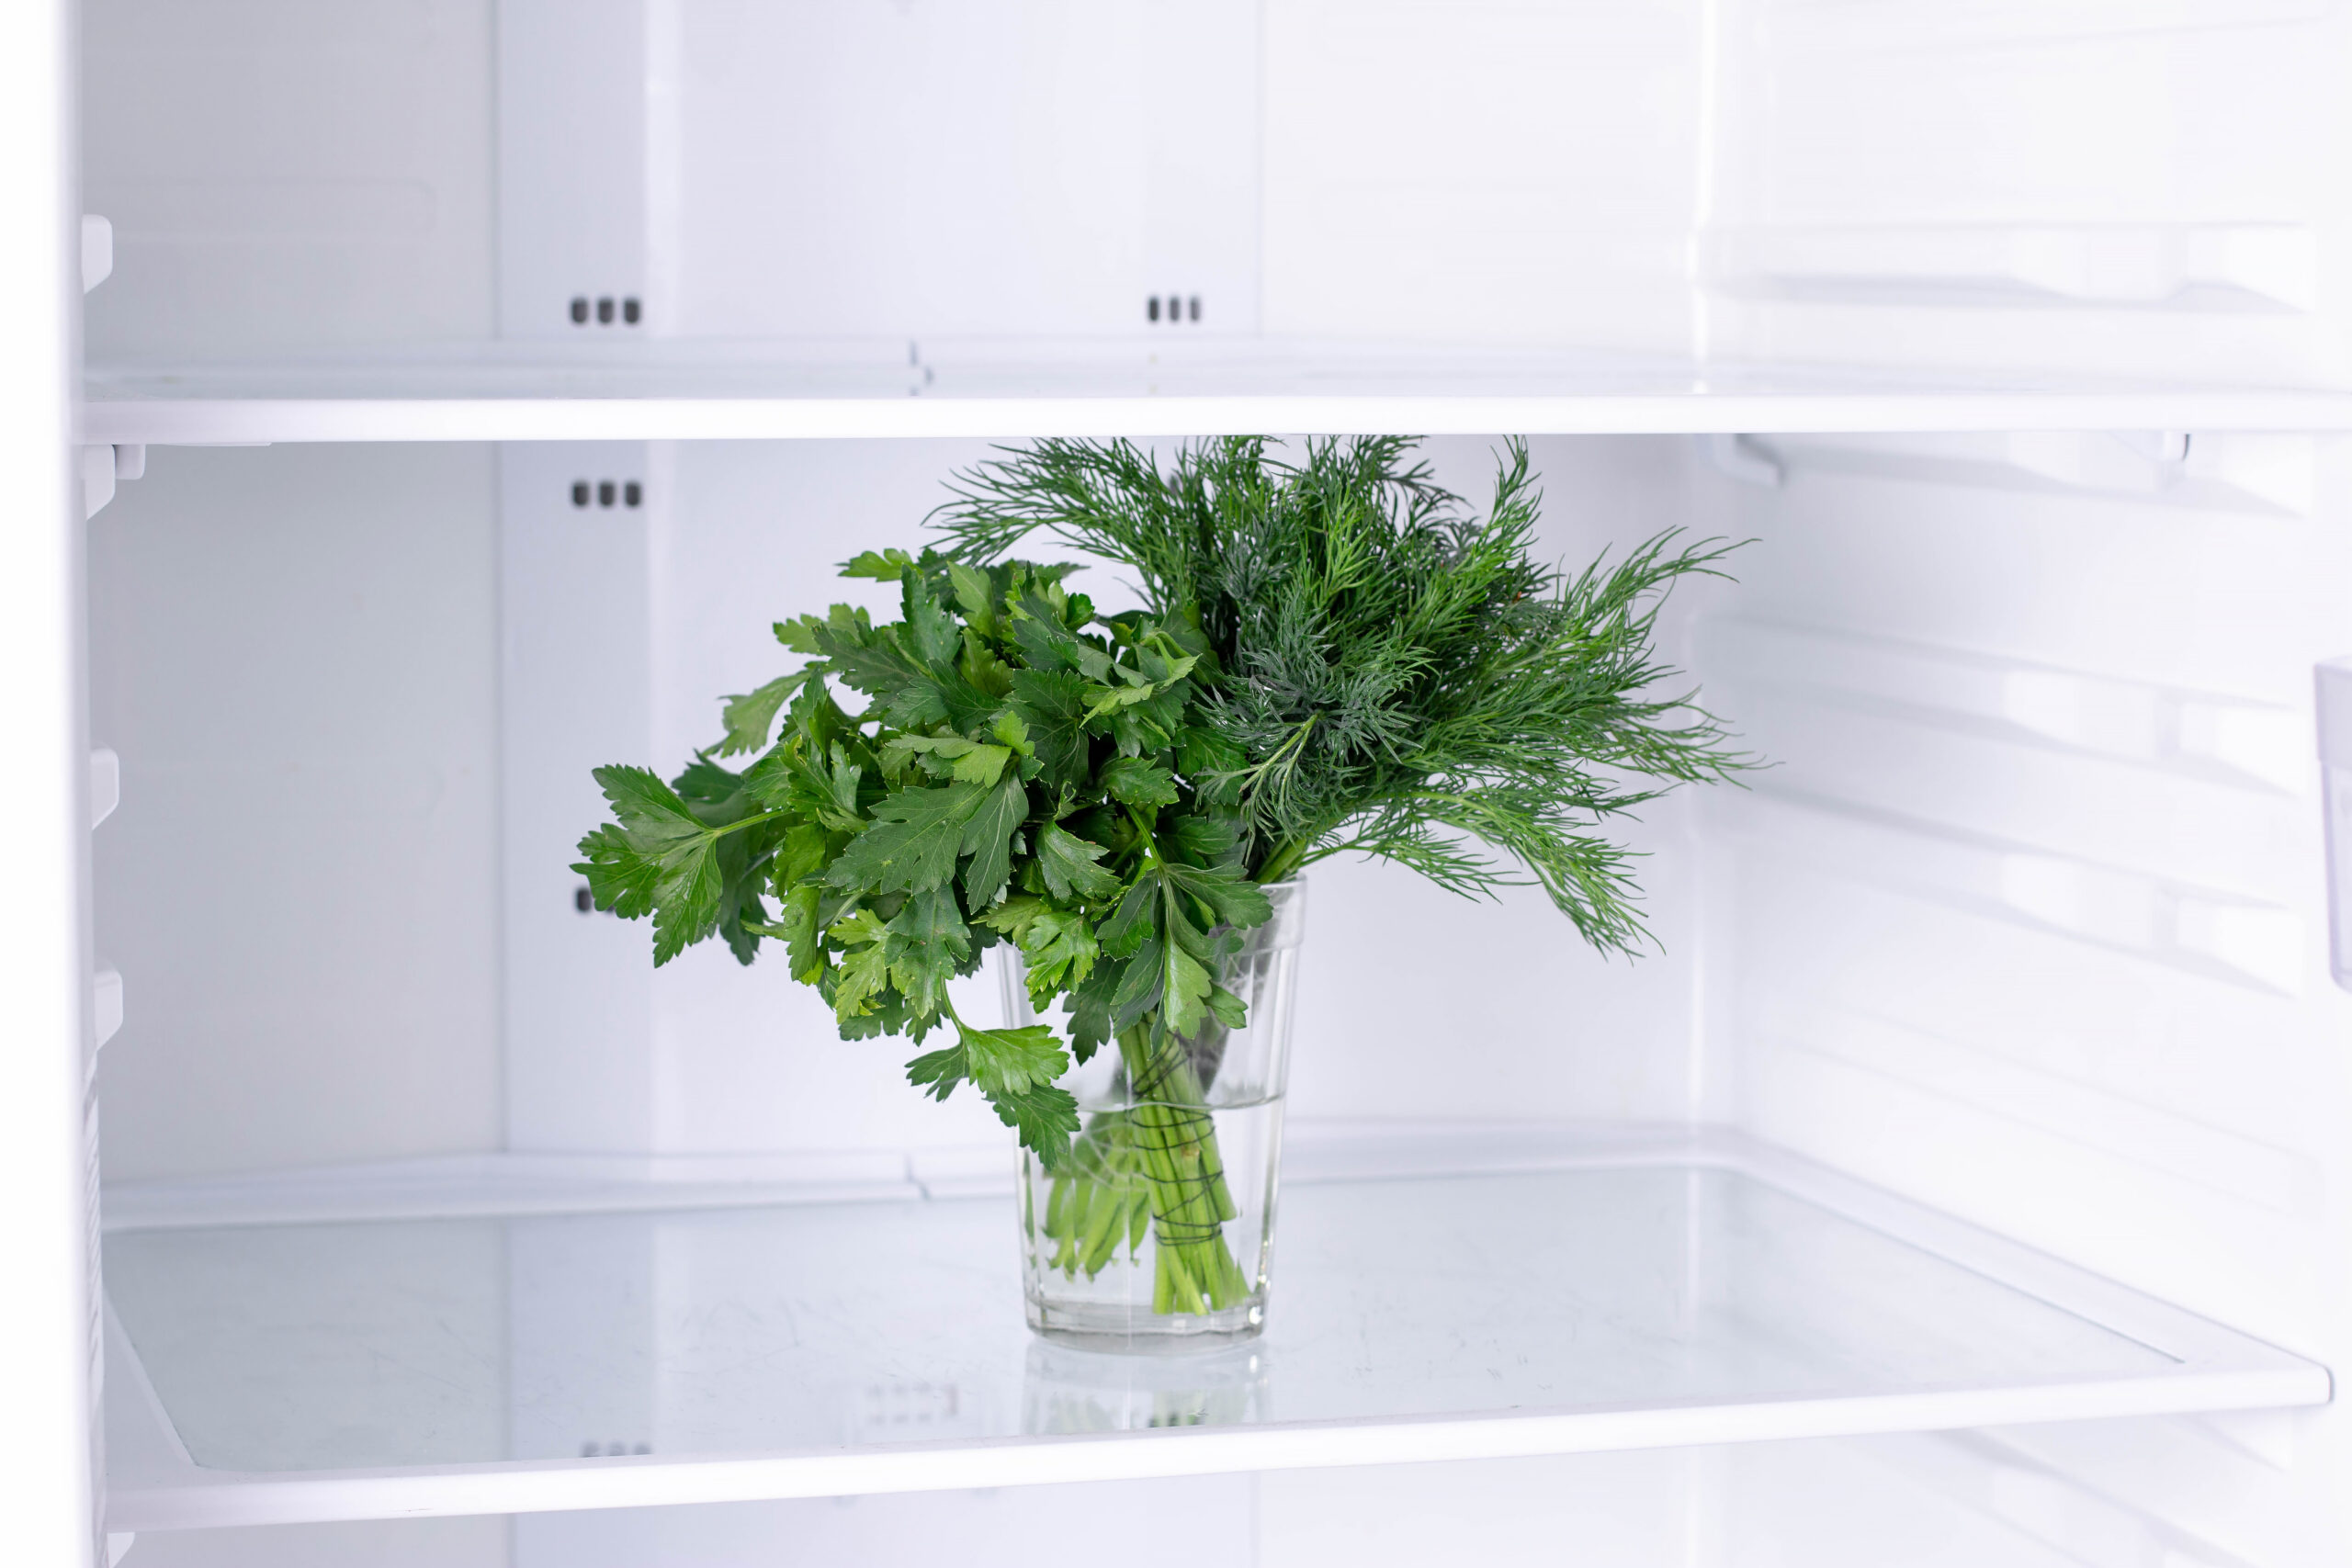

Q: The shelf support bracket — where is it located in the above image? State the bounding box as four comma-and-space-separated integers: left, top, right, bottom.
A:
1702, 433, 1782, 488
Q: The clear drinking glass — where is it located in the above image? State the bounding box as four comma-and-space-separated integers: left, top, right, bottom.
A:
1001, 879, 1306, 1350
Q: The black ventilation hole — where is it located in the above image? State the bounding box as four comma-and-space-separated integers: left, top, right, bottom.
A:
596, 297, 616, 324
623, 481, 642, 507
597, 481, 616, 507
622, 297, 641, 325
569, 297, 588, 325
1189, 295, 1201, 321
1146, 297, 1160, 322
574, 886, 594, 913
571, 480, 590, 508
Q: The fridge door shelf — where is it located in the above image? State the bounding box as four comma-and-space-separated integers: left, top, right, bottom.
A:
80, 341, 2352, 446
99, 1124, 2329, 1534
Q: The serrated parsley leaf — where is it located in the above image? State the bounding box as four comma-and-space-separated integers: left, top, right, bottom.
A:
1158, 859, 1273, 932
899, 574, 963, 670
946, 560, 1001, 635
1099, 877, 1159, 958
989, 1081, 1080, 1168
779, 882, 825, 983
714, 671, 809, 757
1035, 822, 1121, 902
831, 933, 893, 1021
825, 782, 985, 895
882, 733, 1012, 786
571, 824, 663, 919
828, 907, 888, 946
1062, 960, 1121, 1063
958, 772, 1028, 913
904, 1044, 965, 1100
1005, 669, 1091, 788
840, 547, 920, 580
884, 885, 970, 1018
1109, 936, 1164, 1030
900, 1022, 1079, 1166
1159, 935, 1215, 1037
572, 765, 729, 965
1013, 905, 1097, 999
1099, 755, 1180, 807
959, 1021, 1069, 1097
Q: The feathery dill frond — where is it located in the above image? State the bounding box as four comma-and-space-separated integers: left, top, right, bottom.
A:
932, 435, 1753, 954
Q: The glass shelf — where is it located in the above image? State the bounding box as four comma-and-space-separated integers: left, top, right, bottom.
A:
100, 1127, 2327, 1533
80, 339, 2352, 445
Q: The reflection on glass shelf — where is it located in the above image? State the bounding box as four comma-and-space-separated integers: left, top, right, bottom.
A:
107, 1166, 2177, 1476
98, 1134, 2326, 1530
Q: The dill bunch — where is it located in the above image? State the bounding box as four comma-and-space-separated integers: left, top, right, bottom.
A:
931, 435, 1752, 952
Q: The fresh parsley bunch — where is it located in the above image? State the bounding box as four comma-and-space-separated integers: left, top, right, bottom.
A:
573, 551, 1274, 1172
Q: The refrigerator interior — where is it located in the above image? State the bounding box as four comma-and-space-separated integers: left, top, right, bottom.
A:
73, 1, 2352, 1564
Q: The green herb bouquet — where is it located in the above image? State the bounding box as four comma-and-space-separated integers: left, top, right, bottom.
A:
576, 435, 1747, 1334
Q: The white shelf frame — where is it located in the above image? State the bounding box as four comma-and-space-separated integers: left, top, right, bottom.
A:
101, 1125, 2331, 1535
79, 390, 2352, 446
78, 342, 2352, 445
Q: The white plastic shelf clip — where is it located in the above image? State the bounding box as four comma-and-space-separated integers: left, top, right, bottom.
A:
2314, 658, 2352, 990
93, 969, 124, 1052
91, 748, 119, 829
81, 214, 112, 294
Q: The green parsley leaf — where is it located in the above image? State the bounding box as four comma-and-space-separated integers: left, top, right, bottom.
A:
1005, 669, 1091, 788
1099, 755, 1179, 807
1062, 960, 1121, 1063
824, 782, 986, 895
1159, 859, 1273, 932
899, 573, 962, 670
572, 765, 727, 964
881, 733, 1013, 786
1035, 821, 1121, 903
840, 547, 919, 580
831, 939, 893, 1021
884, 885, 970, 1018
1159, 934, 1215, 1037
987, 1080, 1080, 1169
1108, 936, 1165, 1030
1099, 877, 1159, 958
958, 772, 1028, 913
714, 671, 809, 757
959, 1021, 1069, 1097
779, 882, 825, 984
1013, 905, 1097, 998
946, 560, 1001, 636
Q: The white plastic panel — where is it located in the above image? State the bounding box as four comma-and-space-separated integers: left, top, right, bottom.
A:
1705, 0, 2352, 386
1690, 432, 2352, 1567
98, 1129, 2324, 1532
1261, 0, 1704, 352
499, 442, 660, 1152
80, 0, 494, 357
663, 0, 1261, 339
86, 446, 503, 1180
498, 0, 652, 339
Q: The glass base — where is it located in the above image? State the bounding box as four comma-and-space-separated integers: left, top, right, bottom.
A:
1026, 1296, 1266, 1355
